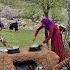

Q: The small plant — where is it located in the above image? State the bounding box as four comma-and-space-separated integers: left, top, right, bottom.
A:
0, 35, 12, 47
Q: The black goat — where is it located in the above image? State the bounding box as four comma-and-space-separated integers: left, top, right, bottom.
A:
9, 22, 18, 31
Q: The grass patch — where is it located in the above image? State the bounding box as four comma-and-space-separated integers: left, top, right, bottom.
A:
0, 29, 44, 47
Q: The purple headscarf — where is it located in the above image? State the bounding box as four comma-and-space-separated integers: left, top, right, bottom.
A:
40, 16, 54, 37
40, 16, 53, 28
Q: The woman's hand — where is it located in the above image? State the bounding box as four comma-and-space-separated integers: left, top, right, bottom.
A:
41, 42, 46, 47
32, 36, 36, 43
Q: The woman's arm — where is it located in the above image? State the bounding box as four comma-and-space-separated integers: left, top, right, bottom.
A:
43, 27, 53, 43
33, 25, 44, 42
35, 25, 44, 37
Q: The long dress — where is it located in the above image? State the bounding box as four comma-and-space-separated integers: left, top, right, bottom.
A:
43, 24, 65, 62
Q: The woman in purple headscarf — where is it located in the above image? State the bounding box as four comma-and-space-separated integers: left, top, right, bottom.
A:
33, 16, 65, 62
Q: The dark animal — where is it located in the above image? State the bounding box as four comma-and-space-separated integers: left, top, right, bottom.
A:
59, 26, 66, 33
9, 22, 18, 31
68, 42, 70, 47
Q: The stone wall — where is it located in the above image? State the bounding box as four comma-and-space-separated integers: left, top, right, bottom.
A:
55, 57, 70, 70
54, 48, 70, 70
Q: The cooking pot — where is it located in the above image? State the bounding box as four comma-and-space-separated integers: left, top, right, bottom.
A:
29, 44, 42, 52
7, 46, 20, 54
0, 46, 20, 54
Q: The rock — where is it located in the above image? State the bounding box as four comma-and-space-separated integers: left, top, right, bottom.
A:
0, 6, 20, 19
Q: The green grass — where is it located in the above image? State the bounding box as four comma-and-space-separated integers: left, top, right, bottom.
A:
0, 29, 44, 47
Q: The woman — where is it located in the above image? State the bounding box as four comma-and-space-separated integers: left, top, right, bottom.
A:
33, 17, 65, 62
0, 22, 4, 31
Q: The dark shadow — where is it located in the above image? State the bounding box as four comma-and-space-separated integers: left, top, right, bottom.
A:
13, 60, 37, 70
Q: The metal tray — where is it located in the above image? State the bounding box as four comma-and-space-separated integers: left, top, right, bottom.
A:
0, 46, 20, 54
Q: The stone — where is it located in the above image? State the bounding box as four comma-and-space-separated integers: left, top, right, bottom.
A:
55, 57, 70, 70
